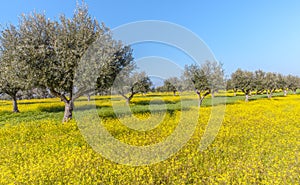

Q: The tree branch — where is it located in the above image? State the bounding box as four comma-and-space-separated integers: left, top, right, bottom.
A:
202, 90, 211, 98
72, 88, 95, 101
50, 89, 68, 103
119, 91, 128, 100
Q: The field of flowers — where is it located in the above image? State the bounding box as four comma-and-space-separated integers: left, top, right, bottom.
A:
0, 93, 299, 184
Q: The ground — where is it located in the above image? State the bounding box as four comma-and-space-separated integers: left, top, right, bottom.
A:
0, 92, 299, 184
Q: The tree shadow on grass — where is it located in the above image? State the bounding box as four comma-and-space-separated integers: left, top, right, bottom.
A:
38, 104, 111, 113
132, 99, 179, 106
97, 108, 180, 118
38, 105, 65, 113
0, 110, 63, 126
18, 101, 55, 105
76, 96, 120, 102
76, 105, 110, 111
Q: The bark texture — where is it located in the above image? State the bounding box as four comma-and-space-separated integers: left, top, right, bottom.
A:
63, 101, 74, 122
12, 96, 19, 113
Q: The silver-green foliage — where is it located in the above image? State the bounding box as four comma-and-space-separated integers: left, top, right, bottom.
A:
115, 71, 152, 103
0, 25, 30, 112
184, 60, 225, 105
231, 69, 254, 101
1, 3, 134, 120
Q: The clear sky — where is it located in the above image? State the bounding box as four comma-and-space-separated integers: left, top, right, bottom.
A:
1, 0, 300, 77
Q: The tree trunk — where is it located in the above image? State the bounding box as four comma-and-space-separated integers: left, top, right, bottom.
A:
12, 96, 19, 113
126, 98, 130, 105
211, 92, 215, 98
233, 92, 237, 97
173, 91, 176, 96
126, 95, 134, 105
63, 101, 74, 122
199, 97, 205, 107
268, 93, 272, 99
196, 93, 204, 107
87, 94, 90, 102
284, 90, 287, 96
245, 94, 249, 102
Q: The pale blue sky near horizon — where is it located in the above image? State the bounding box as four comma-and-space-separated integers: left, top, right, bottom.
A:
1, 0, 300, 77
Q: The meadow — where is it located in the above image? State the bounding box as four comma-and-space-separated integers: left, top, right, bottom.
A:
0, 92, 299, 184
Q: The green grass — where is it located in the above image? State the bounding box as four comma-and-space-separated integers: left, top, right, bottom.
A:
0, 90, 296, 125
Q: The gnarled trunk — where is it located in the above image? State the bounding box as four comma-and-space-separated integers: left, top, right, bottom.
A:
63, 101, 74, 122
198, 96, 204, 107
12, 96, 19, 113
124, 94, 134, 105
119, 90, 135, 105
196, 92, 204, 107
195, 89, 210, 107
127, 94, 134, 105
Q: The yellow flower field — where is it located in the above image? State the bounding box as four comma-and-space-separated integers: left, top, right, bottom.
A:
0, 93, 299, 184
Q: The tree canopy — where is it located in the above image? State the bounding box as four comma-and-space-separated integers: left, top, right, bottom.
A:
114, 71, 152, 104
0, 25, 30, 112
183, 60, 225, 106
0, 3, 134, 121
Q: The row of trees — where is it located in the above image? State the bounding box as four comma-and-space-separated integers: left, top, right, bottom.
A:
156, 61, 225, 106
227, 69, 300, 101
1, 3, 300, 121
0, 88, 54, 100
156, 66, 300, 103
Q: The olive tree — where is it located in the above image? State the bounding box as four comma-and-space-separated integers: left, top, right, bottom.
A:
231, 69, 254, 102
226, 78, 238, 96
162, 77, 182, 96
17, 4, 134, 122
277, 74, 288, 96
116, 71, 152, 104
286, 75, 300, 94
264, 72, 279, 99
0, 25, 29, 112
184, 60, 225, 106
253, 70, 266, 95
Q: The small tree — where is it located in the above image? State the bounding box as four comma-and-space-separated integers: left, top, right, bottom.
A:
253, 70, 266, 95
226, 78, 238, 96
116, 72, 152, 104
162, 77, 182, 96
163, 80, 176, 95
286, 75, 300, 94
204, 61, 225, 98
277, 74, 288, 96
264, 72, 278, 99
231, 69, 254, 102
184, 61, 225, 106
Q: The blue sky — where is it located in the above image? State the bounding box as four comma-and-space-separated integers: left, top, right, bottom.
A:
1, 0, 300, 77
